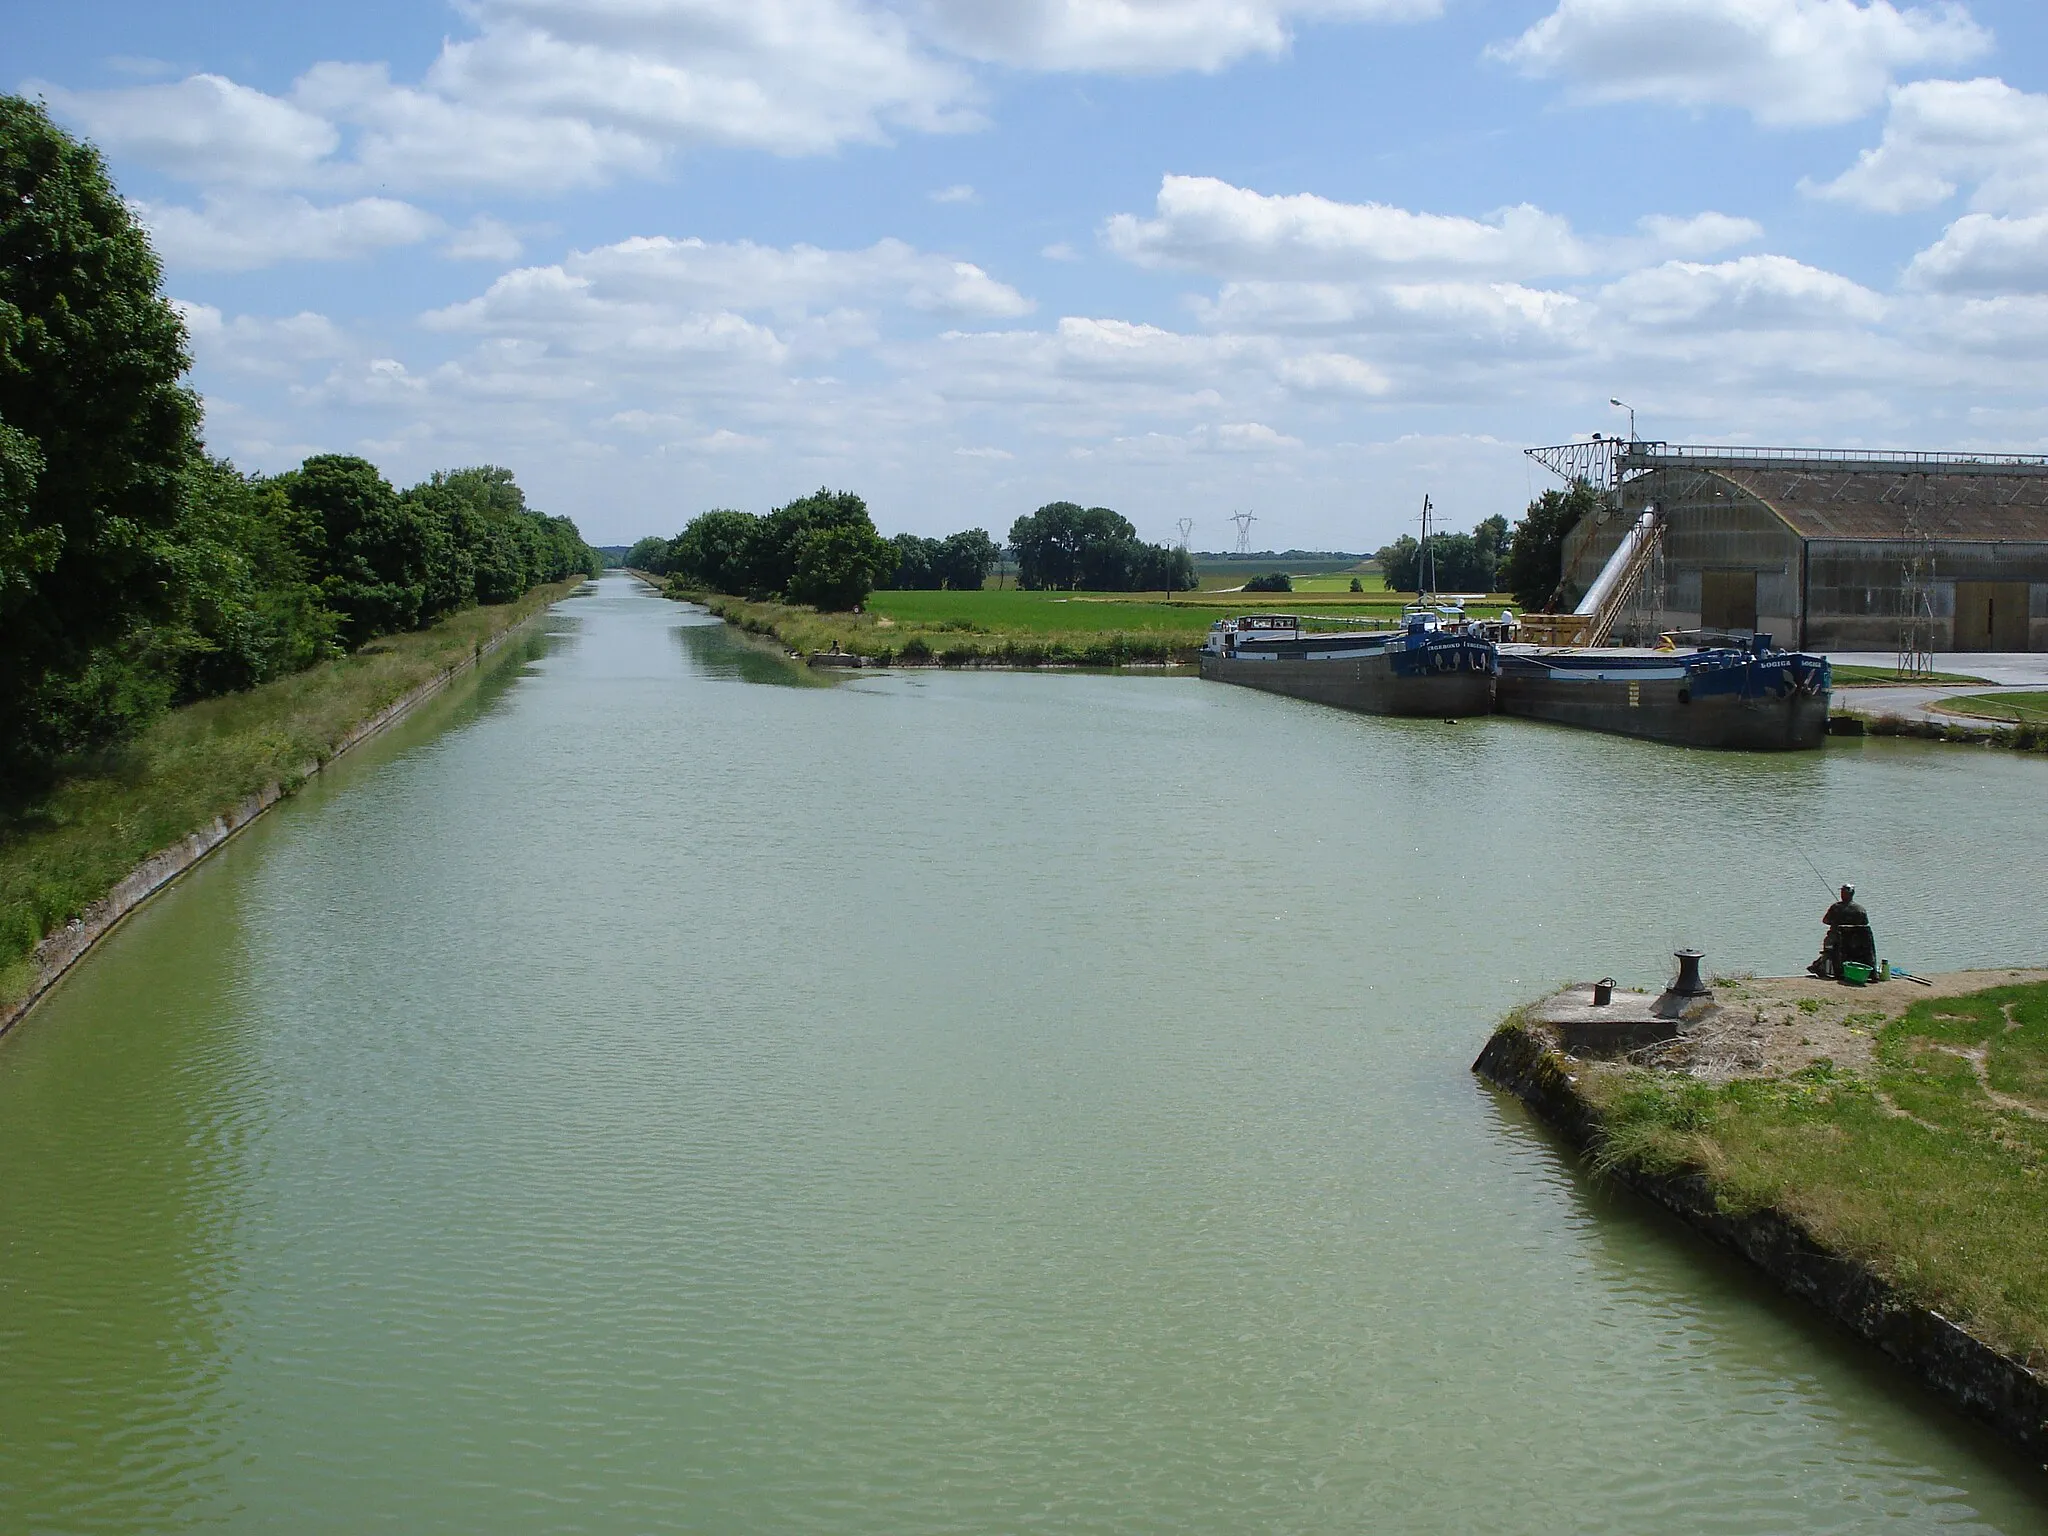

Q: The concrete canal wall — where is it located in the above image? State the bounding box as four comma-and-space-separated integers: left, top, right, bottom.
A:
1474, 1021, 2048, 1464
0, 589, 576, 1042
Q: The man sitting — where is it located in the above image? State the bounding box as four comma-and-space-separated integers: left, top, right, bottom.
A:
1808, 884, 1876, 979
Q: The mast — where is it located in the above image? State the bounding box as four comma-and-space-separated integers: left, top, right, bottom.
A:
1418, 494, 1435, 598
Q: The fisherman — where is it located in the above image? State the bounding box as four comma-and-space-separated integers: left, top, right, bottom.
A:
1808, 884, 1876, 979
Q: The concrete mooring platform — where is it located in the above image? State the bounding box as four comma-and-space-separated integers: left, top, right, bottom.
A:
1528, 982, 1719, 1056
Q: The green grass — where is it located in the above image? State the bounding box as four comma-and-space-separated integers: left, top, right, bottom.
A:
1580, 980, 2048, 1365
684, 584, 1511, 663
1937, 690, 2048, 724
1830, 664, 1993, 686
0, 578, 586, 1010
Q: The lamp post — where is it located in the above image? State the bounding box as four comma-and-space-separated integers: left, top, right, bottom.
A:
1609, 396, 1636, 444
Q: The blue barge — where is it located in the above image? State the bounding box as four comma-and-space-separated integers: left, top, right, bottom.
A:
1495, 635, 1831, 750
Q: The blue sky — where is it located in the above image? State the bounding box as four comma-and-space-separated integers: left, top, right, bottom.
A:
16, 0, 2048, 549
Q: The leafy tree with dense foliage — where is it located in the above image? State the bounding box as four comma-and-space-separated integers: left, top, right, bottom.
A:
169, 456, 338, 699
666, 490, 892, 610
0, 97, 599, 794
625, 535, 671, 574
1375, 511, 1511, 595
0, 95, 202, 780
1503, 482, 1600, 611
881, 527, 999, 590
1006, 502, 1194, 592
1243, 572, 1291, 593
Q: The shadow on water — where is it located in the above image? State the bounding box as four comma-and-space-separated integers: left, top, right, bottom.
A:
1472, 1084, 2048, 1525
668, 605, 830, 688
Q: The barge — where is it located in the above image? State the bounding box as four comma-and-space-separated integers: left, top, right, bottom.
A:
1495, 635, 1830, 750
1198, 609, 1497, 717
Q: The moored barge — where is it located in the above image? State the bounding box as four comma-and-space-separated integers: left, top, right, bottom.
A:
1198, 609, 1497, 717
1495, 635, 1830, 750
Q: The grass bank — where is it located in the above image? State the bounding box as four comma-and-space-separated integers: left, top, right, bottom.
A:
1939, 690, 2048, 725
674, 583, 1513, 665
1504, 974, 2048, 1368
1830, 664, 1992, 686
0, 577, 587, 1013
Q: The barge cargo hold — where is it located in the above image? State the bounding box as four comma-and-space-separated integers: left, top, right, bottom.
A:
1199, 612, 1497, 717
1495, 637, 1830, 750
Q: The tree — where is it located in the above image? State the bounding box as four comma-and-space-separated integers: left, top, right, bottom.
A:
1504, 482, 1600, 611
625, 535, 670, 574
936, 529, 998, 590
789, 523, 894, 610
280, 455, 432, 646
0, 95, 202, 780
1244, 572, 1291, 593
168, 457, 336, 699
667, 509, 758, 593
885, 532, 941, 590
1006, 502, 1191, 592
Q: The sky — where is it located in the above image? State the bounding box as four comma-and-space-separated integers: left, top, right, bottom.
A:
14, 0, 2048, 551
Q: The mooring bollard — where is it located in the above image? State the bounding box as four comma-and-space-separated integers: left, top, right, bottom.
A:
1672, 949, 1708, 997
1592, 977, 1615, 1007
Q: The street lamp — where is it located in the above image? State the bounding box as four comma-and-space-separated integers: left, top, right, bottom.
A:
1609, 397, 1636, 443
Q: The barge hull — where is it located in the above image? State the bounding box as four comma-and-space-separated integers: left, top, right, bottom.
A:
1496, 674, 1830, 750
1199, 654, 1495, 717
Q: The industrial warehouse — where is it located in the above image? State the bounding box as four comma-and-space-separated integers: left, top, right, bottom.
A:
1534, 440, 2048, 657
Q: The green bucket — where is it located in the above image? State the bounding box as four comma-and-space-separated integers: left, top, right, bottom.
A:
1841, 962, 1873, 985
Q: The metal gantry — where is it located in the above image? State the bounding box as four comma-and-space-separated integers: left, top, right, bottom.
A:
1230, 510, 1258, 557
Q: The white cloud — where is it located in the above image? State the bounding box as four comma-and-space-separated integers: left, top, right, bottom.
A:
1042, 242, 1081, 261
174, 302, 351, 377
522, 234, 1033, 319
1274, 351, 1391, 394
35, 73, 338, 186
444, 217, 526, 263
930, 183, 977, 203
40, 0, 980, 208
1492, 0, 1989, 128
1105, 174, 1590, 278
1630, 211, 1765, 257
954, 445, 1014, 458
135, 194, 441, 270
1601, 253, 1888, 328
917, 0, 1439, 74
1210, 420, 1303, 449
1904, 211, 2048, 293
1809, 77, 2048, 214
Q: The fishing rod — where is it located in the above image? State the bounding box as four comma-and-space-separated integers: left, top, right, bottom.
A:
1796, 846, 1838, 899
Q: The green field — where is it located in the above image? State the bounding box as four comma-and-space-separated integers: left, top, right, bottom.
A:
1576, 978, 2048, 1364
0, 579, 585, 1011
687, 583, 1500, 664
1936, 690, 2048, 724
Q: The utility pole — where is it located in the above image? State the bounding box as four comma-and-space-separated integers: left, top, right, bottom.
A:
1230, 510, 1257, 558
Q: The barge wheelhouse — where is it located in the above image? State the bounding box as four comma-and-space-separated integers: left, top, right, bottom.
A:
1198, 608, 1497, 718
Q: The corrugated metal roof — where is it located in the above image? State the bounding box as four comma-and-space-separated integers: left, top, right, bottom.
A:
1713, 468, 2048, 542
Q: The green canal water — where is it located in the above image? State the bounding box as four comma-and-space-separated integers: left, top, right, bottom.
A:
4, 572, 2046, 1532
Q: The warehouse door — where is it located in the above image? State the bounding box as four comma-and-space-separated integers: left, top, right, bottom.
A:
1700, 569, 1758, 635
1953, 581, 2031, 650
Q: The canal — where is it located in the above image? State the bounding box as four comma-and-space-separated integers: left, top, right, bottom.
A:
3, 572, 2044, 1531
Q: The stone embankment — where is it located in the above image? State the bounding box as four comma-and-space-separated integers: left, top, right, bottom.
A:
1475, 976, 2048, 1465
0, 592, 571, 1041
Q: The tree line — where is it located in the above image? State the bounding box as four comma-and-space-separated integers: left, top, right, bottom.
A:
634, 497, 1195, 606
1374, 483, 1601, 611
0, 96, 598, 788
